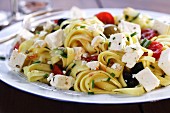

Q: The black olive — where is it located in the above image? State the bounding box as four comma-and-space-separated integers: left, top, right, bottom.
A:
126, 78, 139, 88
123, 71, 132, 80
57, 18, 68, 26
131, 62, 144, 74
104, 24, 119, 38
61, 23, 69, 29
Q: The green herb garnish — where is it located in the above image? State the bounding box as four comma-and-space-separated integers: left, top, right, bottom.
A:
112, 37, 116, 40
141, 39, 151, 48
110, 73, 115, 77
108, 42, 111, 47
88, 92, 94, 95
71, 63, 76, 68
43, 74, 49, 78
60, 51, 67, 58
126, 37, 130, 41
131, 47, 137, 50
50, 64, 53, 70
36, 31, 40, 34
92, 80, 95, 88
66, 70, 71, 76
80, 26, 86, 28
33, 61, 41, 64
106, 77, 111, 82
0, 56, 5, 61
130, 13, 140, 22
130, 32, 137, 37
107, 59, 111, 66
150, 65, 155, 69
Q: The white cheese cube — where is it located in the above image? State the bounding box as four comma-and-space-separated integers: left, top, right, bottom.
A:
33, 40, 46, 48
108, 33, 126, 51
152, 17, 170, 35
134, 67, 160, 92
91, 36, 105, 48
45, 29, 64, 49
47, 74, 75, 90
118, 20, 141, 39
73, 47, 85, 60
8, 49, 27, 71
111, 63, 122, 71
39, 31, 48, 37
70, 6, 85, 19
122, 43, 144, 68
158, 48, 170, 76
43, 21, 54, 31
18, 29, 34, 41
86, 61, 100, 70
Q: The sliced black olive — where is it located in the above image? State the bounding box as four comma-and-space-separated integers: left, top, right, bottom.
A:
61, 23, 69, 29
123, 71, 132, 80
57, 18, 68, 26
104, 24, 119, 38
131, 62, 144, 74
126, 78, 139, 88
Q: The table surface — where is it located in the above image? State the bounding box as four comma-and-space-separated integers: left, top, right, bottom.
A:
1, 0, 170, 113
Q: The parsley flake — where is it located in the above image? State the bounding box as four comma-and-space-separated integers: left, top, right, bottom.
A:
130, 32, 137, 37
43, 74, 49, 78
110, 73, 115, 77
80, 26, 86, 28
106, 77, 111, 82
92, 80, 95, 88
88, 92, 94, 95
33, 61, 41, 64
108, 42, 111, 47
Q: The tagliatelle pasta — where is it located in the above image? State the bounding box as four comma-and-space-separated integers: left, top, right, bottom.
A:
8, 7, 170, 96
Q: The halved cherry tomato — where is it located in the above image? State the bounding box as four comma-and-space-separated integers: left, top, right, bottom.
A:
13, 42, 20, 50
147, 41, 163, 60
52, 64, 63, 75
95, 12, 115, 24
141, 29, 159, 40
82, 55, 98, 62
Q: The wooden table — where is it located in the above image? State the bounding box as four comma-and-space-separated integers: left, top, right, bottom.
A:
1, 0, 170, 113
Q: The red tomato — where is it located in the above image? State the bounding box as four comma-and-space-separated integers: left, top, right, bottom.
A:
28, 54, 38, 60
52, 64, 63, 75
141, 29, 159, 40
82, 55, 98, 62
54, 19, 58, 24
95, 12, 115, 24
13, 42, 20, 50
147, 41, 163, 60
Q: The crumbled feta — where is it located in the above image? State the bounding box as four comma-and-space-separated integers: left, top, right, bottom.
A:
47, 74, 75, 90
122, 43, 144, 68
43, 21, 54, 31
8, 49, 27, 71
152, 16, 170, 35
70, 6, 85, 19
134, 67, 160, 92
118, 20, 141, 39
86, 61, 100, 70
18, 29, 34, 40
111, 63, 122, 71
108, 33, 126, 51
45, 29, 64, 49
91, 36, 105, 48
158, 48, 170, 76
39, 31, 48, 37
73, 47, 85, 60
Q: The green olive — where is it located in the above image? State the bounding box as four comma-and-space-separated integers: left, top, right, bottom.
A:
104, 24, 119, 38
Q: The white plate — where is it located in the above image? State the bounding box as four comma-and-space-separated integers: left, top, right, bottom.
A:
1, 8, 170, 104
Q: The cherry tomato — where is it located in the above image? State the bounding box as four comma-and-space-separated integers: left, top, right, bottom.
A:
141, 29, 159, 40
52, 64, 63, 75
95, 12, 115, 24
13, 42, 20, 50
147, 41, 163, 60
82, 55, 98, 62
28, 54, 38, 60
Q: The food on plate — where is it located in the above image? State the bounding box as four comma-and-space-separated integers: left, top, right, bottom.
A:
9, 7, 170, 96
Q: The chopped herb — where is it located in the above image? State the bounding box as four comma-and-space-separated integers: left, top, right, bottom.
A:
71, 63, 76, 68
60, 51, 67, 58
110, 73, 115, 77
50, 64, 53, 69
141, 38, 151, 48
43, 74, 49, 78
107, 59, 111, 66
108, 42, 111, 47
0, 56, 5, 61
33, 61, 41, 64
36, 31, 40, 34
126, 37, 129, 41
125, 15, 129, 20
106, 77, 111, 82
130, 13, 140, 22
141, 38, 147, 46
88, 92, 94, 95
80, 26, 86, 28
130, 32, 137, 37
66, 70, 71, 76
112, 37, 116, 40
150, 65, 155, 69
131, 47, 137, 50
92, 80, 95, 88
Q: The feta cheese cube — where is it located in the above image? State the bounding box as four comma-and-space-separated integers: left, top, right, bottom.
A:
91, 36, 105, 48
122, 43, 144, 68
73, 47, 85, 60
86, 61, 100, 70
134, 67, 160, 92
45, 29, 64, 49
9, 49, 27, 71
108, 33, 126, 51
111, 63, 122, 71
70, 6, 85, 19
158, 48, 170, 76
33, 40, 46, 48
43, 21, 54, 32
118, 20, 141, 39
18, 29, 34, 41
152, 16, 170, 35
47, 74, 75, 90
